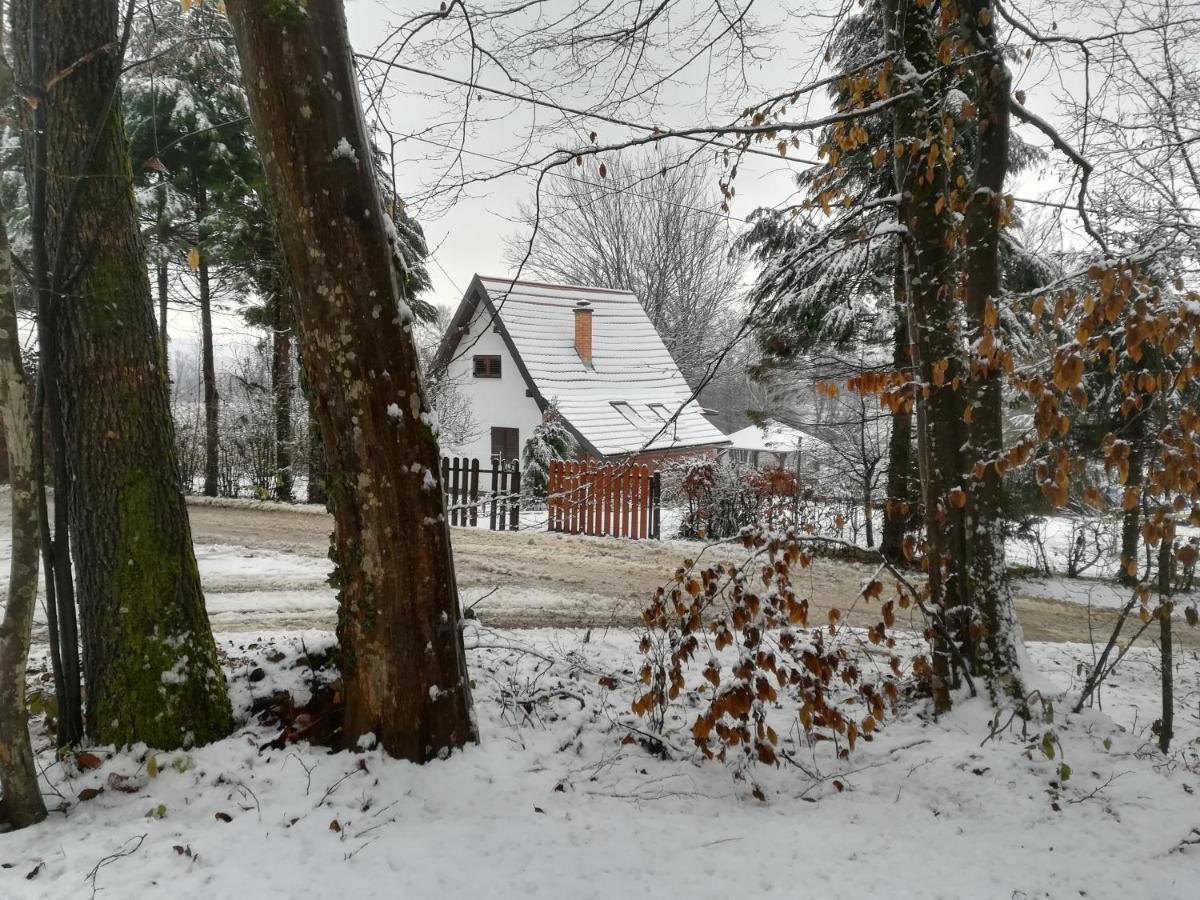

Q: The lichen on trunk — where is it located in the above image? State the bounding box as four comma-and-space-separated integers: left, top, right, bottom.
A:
226, 0, 476, 761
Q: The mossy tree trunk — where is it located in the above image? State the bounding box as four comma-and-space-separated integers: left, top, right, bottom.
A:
227, 0, 476, 760
0, 182, 47, 831
13, 0, 231, 749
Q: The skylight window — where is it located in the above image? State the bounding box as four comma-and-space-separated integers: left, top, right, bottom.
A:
610, 402, 642, 427
647, 403, 672, 422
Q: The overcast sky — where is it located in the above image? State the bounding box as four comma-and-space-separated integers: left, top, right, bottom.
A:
169, 0, 1097, 361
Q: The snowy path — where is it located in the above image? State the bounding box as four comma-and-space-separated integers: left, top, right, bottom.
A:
0, 495, 1195, 646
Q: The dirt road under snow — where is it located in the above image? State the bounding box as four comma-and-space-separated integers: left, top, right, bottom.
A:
178, 499, 1197, 647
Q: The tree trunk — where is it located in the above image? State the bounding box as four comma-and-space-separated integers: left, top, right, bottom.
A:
272, 291, 294, 503
884, 0, 966, 710
1118, 409, 1147, 584
1157, 532, 1173, 753
306, 403, 327, 505
21, 0, 82, 747
880, 270, 913, 563
0, 191, 47, 831
157, 254, 169, 365
197, 185, 219, 497
227, 0, 476, 760
958, 0, 1024, 695
13, 0, 231, 749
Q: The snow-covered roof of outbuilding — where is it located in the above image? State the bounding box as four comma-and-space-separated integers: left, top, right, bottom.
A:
723, 419, 826, 455
432, 275, 728, 457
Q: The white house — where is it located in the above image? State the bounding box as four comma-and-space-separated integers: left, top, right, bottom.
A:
430, 275, 728, 465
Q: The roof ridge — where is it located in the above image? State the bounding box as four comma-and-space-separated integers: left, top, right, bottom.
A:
477, 275, 636, 296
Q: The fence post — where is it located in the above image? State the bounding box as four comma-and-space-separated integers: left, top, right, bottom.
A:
510, 460, 521, 530
565, 462, 575, 534
500, 461, 511, 531
630, 466, 643, 539
469, 458, 480, 527
488, 461, 498, 531
651, 471, 661, 539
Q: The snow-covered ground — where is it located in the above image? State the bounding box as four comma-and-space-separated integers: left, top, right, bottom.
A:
1, 626, 1197, 899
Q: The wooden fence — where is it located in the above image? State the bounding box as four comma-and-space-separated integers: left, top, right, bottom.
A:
440, 457, 521, 531
547, 461, 660, 539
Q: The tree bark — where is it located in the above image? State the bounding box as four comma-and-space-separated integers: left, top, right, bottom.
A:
306, 403, 327, 505
958, 0, 1025, 695
272, 291, 294, 503
227, 0, 476, 760
156, 254, 169, 364
1118, 408, 1147, 584
884, 0, 967, 710
197, 184, 219, 497
880, 271, 913, 562
21, 0, 82, 747
0, 191, 47, 831
13, 0, 231, 749
1157, 533, 1173, 753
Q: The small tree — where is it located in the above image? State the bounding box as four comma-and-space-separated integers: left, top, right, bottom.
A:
522, 406, 575, 499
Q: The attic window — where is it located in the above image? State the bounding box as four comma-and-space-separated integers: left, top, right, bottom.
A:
473, 355, 501, 378
647, 403, 672, 422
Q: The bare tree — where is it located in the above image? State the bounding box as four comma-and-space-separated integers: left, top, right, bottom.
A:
503, 150, 746, 389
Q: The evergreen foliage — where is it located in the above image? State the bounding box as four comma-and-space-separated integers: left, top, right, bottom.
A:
522, 405, 575, 499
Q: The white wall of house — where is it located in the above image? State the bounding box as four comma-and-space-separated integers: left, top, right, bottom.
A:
440, 302, 545, 464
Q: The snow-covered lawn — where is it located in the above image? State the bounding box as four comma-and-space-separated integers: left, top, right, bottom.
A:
2, 626, 1197, 899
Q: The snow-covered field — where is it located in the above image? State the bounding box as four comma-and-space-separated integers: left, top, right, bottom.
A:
3, 501, 1198, 897
1, 625, 1197, 899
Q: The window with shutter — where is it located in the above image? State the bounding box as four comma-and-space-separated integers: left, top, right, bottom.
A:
473, 355, 501, 378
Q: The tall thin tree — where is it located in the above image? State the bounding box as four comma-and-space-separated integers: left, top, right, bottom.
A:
12, 0, 231, 748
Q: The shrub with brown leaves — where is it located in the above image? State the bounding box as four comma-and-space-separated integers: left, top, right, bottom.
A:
631, 527, 914, 773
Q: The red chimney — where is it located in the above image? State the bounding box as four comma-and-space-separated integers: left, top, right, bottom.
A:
574, 300, 593, 364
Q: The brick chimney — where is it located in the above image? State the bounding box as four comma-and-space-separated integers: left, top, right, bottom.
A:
574, 300, 593, 364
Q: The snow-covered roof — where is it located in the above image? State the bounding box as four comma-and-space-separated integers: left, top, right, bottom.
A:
723, 420, 823, 455
435, 276, 728, 456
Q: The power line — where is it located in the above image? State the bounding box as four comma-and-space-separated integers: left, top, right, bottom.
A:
398, 129, 757, 225
355, 53, 825, 167
360, 55, 1128, 224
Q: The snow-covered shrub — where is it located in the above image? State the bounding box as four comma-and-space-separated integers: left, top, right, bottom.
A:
676, 462, 757, 539
522, 405, 575, 500
632, 527, 909, 786
676, 461, 810, 539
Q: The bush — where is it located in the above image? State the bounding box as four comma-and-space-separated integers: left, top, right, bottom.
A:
631, 527, 910, 786
676, 461, 808, 539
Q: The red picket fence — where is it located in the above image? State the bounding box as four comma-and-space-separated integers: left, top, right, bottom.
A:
547, 461, 661, 540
